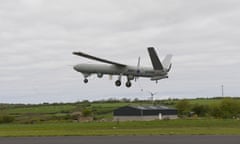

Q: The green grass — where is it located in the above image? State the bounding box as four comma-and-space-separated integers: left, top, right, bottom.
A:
188, 99, 222, 105
3, 105, 75, 114
182, 98, 240, 105
0, 119, 240, 136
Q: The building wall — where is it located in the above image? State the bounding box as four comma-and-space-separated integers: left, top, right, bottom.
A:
113, 106, 142, 116
113, 106, 178, 116
113, 115, 178, 121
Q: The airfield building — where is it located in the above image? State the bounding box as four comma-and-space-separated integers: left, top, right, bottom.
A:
113, 106, 178, 121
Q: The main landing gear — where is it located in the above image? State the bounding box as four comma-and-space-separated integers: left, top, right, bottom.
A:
115, 80, 132, 88
125, 81, 131, 88
115, 80, 121, 87
82, 73, 132, 88
114, 74, 132, 88
114, 74, 133, 88
115, 75, 122, 87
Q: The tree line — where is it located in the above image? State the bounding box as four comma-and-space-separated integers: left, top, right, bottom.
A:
176, 98, 240, 119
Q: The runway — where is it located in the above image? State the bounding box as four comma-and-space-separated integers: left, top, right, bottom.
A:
0, 136, 240, 144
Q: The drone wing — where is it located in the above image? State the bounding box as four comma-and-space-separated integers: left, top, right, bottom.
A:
73, 51, 127, 67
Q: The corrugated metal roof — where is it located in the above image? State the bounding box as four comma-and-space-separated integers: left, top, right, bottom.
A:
130, 105, 174, 110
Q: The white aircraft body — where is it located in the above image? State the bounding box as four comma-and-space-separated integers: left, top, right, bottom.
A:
73, 47, 172, 88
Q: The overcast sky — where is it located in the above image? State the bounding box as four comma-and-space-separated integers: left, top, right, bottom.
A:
0, 0, 240, 104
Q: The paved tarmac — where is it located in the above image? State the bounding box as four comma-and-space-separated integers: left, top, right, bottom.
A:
0, 136, 240, 144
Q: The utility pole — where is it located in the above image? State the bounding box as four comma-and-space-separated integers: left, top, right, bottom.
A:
151, 94, 154, 105
221, 85, 224, 97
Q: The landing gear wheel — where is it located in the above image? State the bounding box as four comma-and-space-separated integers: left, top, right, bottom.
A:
126, 81, 132, 88
115, 80, 121, 87
84, 79, 88, 83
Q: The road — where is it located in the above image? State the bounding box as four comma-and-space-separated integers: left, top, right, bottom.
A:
0, 136, 239, 144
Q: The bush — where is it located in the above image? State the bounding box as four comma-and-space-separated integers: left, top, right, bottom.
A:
209, 104, 222, 118
209, 99, 240, 119
192, 104, 210, 117
176, 100, 191, 116
82, 109, 92, 117
175, 98, 240, 119
0, 115, 15, 123
219, 99, 240, 118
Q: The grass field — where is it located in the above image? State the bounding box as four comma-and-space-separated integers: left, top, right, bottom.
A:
4, 105, 76, 114
0, 119, 240, 136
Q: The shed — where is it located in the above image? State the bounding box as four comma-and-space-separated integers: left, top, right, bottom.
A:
113, 105, 178, 121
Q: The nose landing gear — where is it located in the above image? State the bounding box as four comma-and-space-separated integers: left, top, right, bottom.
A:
84, 79, 88, 83
83, 73, 90, 84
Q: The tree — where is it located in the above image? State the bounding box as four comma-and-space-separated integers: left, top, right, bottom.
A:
219, 99, 240, 118
192, 104, 210, 117
0, 115, 14, 123
176, 100, 191, 116
82, 109, 92, 117
210, 99, 240, 118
